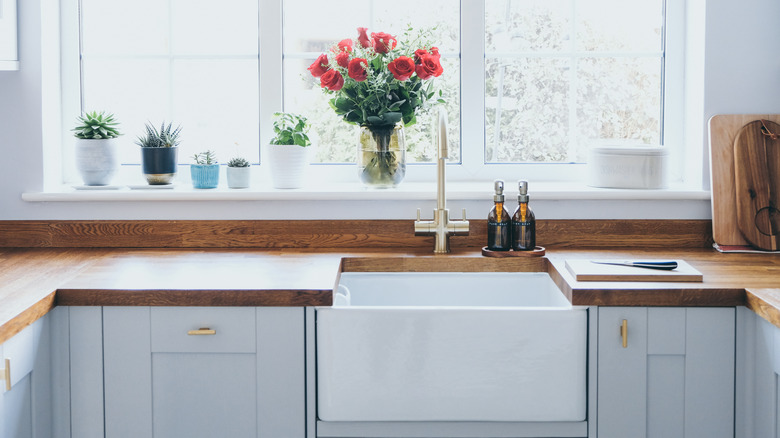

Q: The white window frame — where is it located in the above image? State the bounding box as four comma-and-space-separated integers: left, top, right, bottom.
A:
58, 0, 688, 188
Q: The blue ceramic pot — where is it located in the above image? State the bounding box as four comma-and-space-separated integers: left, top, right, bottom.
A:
190, 164, 220, 189
141, 147, 178, 185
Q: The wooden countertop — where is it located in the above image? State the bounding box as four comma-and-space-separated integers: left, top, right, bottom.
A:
2, 246, 780, 345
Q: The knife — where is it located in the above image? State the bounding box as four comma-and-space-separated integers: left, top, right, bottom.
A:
591, 260, 678, 270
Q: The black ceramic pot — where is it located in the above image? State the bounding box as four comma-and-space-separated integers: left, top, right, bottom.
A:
141, 147, 178, 185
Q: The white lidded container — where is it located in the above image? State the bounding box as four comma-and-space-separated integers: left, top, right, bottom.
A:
587, 145, 668, 189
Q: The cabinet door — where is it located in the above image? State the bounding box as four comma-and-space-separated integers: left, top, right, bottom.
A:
598, 307, 735, 438
103, 306, 305, 438
0, 314, 52, 438
740, 311, 780, 438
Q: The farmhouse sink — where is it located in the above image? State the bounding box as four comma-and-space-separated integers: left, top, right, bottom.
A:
316, 272, 587, 422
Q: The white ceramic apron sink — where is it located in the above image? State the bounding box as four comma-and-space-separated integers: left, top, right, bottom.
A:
316, 272, 587, 422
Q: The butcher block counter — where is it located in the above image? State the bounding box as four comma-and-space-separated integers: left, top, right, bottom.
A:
1, 246, 780, 345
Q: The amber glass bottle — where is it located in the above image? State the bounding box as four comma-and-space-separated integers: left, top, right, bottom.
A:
512, 180, 536, 251
487, 180, 511, 251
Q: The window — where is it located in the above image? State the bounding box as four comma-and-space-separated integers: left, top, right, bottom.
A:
62, 0, 677, 185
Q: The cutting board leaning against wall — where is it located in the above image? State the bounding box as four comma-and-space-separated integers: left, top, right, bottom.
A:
709, 114, 780, 249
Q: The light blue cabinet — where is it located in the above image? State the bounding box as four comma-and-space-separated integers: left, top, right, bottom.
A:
735, 306, 780, 438
64, 306, 307, 438
0, 313, 52, 438
597, 307, 735, 438
6, 304, 746, 438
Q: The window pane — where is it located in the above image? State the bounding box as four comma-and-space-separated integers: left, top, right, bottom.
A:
485, 0, 664, 164
485, 58, 571, 163
485, 0, 570, 53
82, 59, 171, 165
172, 60, 259, 157
576, 0, 663, 52
171, 0, 259, 55
81, 0, 169, 56
282, 0, 460, 164
79, 0, 259, 165
577, 57, 662, 146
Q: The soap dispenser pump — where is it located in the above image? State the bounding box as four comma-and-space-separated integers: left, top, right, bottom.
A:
487, 180, 511, 251
512, 180, 536, 250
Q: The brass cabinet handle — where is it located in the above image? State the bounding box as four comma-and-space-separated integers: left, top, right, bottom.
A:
620, 319, 628, 348
0, 358, 10, 391
187, 327, 216, 336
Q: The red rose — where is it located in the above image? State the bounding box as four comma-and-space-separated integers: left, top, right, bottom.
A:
335, 51, 350, 68
307, 54, 329, 78
348, 58, 368, 82
388, 56, 415, 81
415, 53, 443, 79
337, 39, 353, 53
320, 69, 344, 91
371, 32, 397, 54
357, 27, 371, 48
413, 49, 429, 64
414, 47, 441, 64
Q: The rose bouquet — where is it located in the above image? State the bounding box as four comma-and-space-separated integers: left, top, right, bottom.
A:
307, 27, 445, 187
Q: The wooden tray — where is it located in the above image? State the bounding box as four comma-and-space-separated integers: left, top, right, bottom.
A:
481, 246, 546, 257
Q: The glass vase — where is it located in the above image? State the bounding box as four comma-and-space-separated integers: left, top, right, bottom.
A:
358, 125, 406, 188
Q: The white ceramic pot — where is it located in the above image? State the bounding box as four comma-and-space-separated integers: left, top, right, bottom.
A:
227, 166, 251, 189
268, 144, 310, 189
587, 145, 668, 189
75, 137, 119, 185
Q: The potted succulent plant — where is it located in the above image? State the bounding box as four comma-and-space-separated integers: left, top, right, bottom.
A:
267, 112, 312, 189
135, 122, 181, 185
72, 110, 121, 186
191, 150, 219, 189
226, 156, 251, 189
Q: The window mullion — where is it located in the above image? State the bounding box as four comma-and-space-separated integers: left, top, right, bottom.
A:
259, 0, 283, 156
455, 0, 485, 180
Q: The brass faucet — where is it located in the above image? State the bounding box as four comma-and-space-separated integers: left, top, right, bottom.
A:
414, 108, 470, 253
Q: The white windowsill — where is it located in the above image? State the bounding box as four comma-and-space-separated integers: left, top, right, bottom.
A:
22, 181, 710, 202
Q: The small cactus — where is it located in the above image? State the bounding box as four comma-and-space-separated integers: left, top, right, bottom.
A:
73, 111, 121, 139
192, 150, 218, 165
135, 122, 182, 148
227, 157, 250, 167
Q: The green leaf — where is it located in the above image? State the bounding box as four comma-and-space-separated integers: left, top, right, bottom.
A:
387, 100, 406, 111
382, 112, 403, 125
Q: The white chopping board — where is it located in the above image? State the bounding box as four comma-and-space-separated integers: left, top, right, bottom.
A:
565, 259, 703, 282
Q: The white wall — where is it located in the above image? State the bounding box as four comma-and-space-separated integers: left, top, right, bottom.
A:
0, 0, 778, 221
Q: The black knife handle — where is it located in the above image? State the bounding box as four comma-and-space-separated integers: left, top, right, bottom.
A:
632, 261, 678, 270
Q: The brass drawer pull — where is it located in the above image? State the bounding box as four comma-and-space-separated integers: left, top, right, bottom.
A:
187, 328, 216, 336
1, 358, 10, 391
620, 319, 628, 348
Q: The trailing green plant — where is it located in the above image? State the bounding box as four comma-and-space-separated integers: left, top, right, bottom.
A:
192, 150, 218, 165
135, 122, 182, 148
73, 110, 121, 139
227, 157, 250, 167
270, 112, 311, 147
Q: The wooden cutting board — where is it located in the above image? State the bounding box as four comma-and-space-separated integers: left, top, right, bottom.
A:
733, 120, 780, 250
709, 114, 780, 246
565, 259, 703, 282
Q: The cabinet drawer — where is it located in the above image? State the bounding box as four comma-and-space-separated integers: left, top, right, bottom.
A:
150, 307, 256, 353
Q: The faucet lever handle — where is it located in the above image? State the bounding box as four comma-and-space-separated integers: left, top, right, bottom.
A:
461, 208, 467, 221
416, 208, 421, 221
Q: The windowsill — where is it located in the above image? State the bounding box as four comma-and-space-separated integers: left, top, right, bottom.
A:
22, 181, 710, 202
